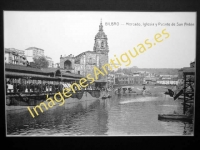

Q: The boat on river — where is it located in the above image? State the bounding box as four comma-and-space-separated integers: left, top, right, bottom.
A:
158, 114, 193, 122
115, 86, 152, 96
5, 64, 106, 110
115, 86, 136, 94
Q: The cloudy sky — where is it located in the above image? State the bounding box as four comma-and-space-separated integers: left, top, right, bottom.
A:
4, 11, 196, 68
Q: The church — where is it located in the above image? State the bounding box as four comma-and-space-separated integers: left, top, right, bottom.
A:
59, 20, 109, 81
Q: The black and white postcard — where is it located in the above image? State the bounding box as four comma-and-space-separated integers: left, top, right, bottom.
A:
4, 11, 196, 136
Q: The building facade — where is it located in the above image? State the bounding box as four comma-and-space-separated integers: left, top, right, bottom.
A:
25, 47, 45, 62
59, 20, 109, 81
156, 79, 178, 85
25, 47, 54, 67
114, 71, 180, 85
45, 56, 54, 68
114, 72, 144, 85
156, 75, 178, 85
5, 48, 27, 66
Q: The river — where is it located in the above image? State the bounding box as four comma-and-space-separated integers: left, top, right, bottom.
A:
6, 86, 193, 136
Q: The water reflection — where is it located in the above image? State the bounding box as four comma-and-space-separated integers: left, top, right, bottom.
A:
7, 91, 193, 136
7, 99, 109, 135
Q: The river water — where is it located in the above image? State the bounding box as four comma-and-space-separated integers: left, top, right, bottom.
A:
6, 88, 193, 136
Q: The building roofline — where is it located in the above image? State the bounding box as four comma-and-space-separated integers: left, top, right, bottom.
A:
25, 47, 44, 51
75, 51, 96, 58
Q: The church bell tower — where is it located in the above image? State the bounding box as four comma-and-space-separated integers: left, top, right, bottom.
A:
93, 19, 109, 54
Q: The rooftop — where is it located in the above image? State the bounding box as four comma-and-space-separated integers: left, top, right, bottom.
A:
25, 47, 44, 51
61, 70, 83, 78
5, 48, 25, 54
5, 64, 84, 79
5, 63, 47, 74
75, 51, 96, 58
182, 67, 195, 75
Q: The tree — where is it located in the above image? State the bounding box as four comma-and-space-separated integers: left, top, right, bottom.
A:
33, 56, 49, 69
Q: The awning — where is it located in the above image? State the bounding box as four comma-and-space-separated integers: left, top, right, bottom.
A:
5, 63, 49, 74
5, 71, 83, 81
59, 77, 80, 81
5, 71, 60, 80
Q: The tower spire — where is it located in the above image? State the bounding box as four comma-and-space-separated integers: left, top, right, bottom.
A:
99, 19, 103, 31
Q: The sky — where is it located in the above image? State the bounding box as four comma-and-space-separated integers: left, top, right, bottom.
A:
4, 11, 196, 68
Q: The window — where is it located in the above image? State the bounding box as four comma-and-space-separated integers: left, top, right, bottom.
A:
89, 58, 92, 64
78, 71, 80, 74
75, 59, 80, 64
